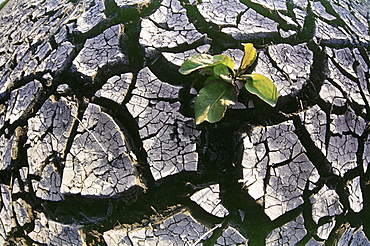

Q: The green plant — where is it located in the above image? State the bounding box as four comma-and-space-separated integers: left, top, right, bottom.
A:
179, 43, 278, 125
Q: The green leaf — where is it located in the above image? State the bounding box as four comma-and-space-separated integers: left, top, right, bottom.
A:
241, 74, 278, 107
220, 74, 233, 83
213, 64, 233, 83
199, 67, 213, 76
239, 43, 257, 73
179, 54, 235, 75
213, 64, 229, 78
204, 76, 217, 86
195, 80, 237, 124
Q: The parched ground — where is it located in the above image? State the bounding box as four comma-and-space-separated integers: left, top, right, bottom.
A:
0, 0, 369, 245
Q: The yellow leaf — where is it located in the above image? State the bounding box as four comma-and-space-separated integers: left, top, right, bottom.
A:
240, 43, 257, 72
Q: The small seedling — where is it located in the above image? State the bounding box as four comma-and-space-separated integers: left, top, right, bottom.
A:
179, 43, 278, 125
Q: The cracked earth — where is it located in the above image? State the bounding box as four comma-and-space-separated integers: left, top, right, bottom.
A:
0, 0, 369, 245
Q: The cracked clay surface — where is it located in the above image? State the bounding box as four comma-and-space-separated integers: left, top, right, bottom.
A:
0, 0, 369, 245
